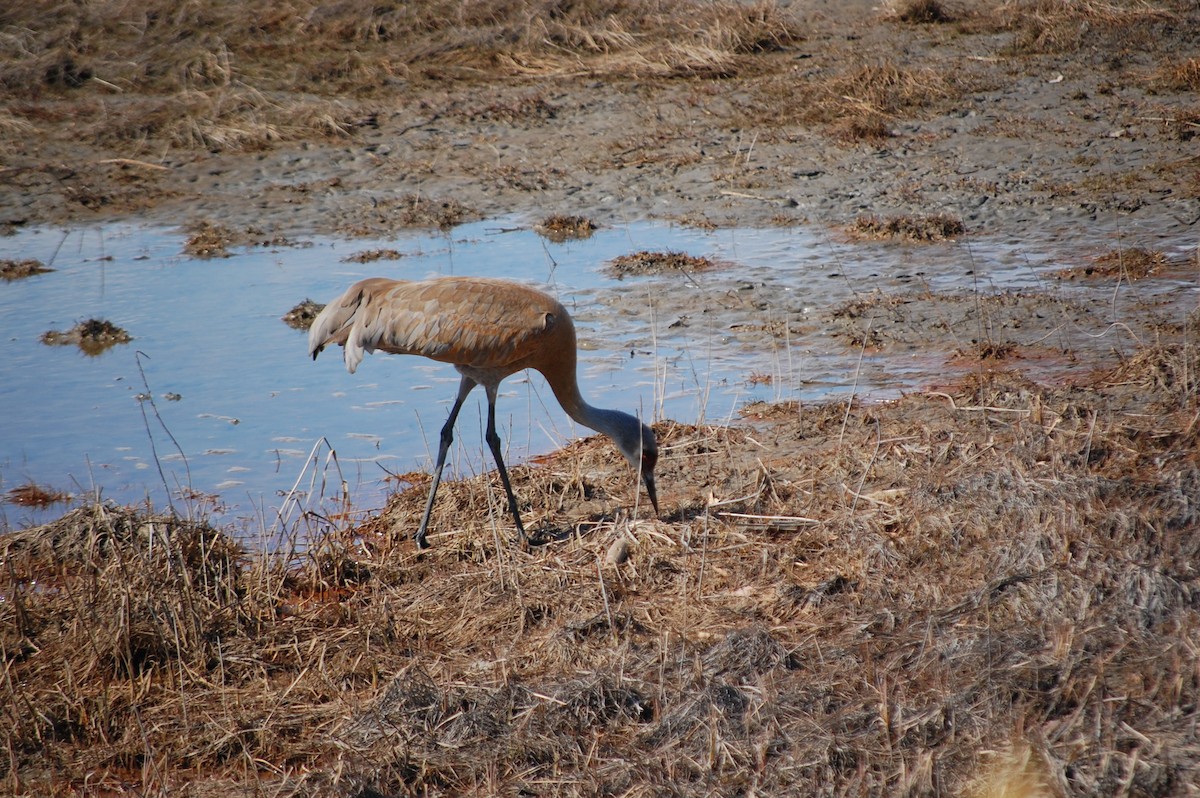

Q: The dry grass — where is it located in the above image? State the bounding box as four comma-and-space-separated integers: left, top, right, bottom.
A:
281, 299, 324, 331
39, 318, 133, 355
1054, 247, 1169, 282
885, 0, 958, 24
534, 214, 597, 242
4, 483, 71, 508
0, 1, 802, 100
751, 59, 966, 141
605, 250, 718, 278
4, 314, 1200, 795
0, 259, 53, 280
1152, 57, 1200, 92
0, 0, 804, 156
183, 220, 236, 257
990, 0, 1181, 54
847, 212, 966, 241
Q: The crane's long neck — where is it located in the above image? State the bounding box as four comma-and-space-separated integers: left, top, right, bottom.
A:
538, 344, 658, 515
544, 367, 633, 440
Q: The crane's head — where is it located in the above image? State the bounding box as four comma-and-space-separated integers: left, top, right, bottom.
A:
640, 422, 659, 516
615, 418, 659, 517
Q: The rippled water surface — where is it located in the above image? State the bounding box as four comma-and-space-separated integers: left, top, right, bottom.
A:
1, 219, 1194, 531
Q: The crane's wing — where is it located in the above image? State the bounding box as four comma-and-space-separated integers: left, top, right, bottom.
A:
308, 277, 567, 375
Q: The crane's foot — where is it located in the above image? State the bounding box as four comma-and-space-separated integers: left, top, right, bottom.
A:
413, 529, 431, 550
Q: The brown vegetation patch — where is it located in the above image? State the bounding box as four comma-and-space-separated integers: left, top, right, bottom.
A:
887, 0, 956, 24
992, 0, 1180, 55
534, 214, 597, 242
1152, 56, 1200, 92
183, 220, 236, 257
848, 212, 966, 241
281, 299, 324, 330
755, 59, 967, 137
953, 339, 1018, 362
1055, 247, 1168, 281
0, 1, 803, 108
0, 258, 52, 280
606, 249, 718, 278
826, 62, 955, 117
5, 482, 71, 508
40, 318, 132, 355
832, 113, 895, 143
342, 248, 404, 263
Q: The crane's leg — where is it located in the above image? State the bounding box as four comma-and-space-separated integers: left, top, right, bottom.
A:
415, 376, 475, 549
483, 386, 528, 545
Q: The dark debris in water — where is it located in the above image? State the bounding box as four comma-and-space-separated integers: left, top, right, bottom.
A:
283, 299, 324, 330
534, 214, 596, 243
848, 212, 966, 242
605, 250, 717, 278
1, 258, 54, 280
1055, 247, 1168, 282
5, 482, 71, 508
184, 221, 235, 258
40, 318, 132, 355
343, 248, 404, 263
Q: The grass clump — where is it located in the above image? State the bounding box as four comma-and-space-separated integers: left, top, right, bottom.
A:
992, 0, 1180, 54
1054, 247, 1169, 281
0, 258, 53, 280
849, 212, 966, 241
40, 318, 133, 354
534, 213, 597, 242
888, 0, 957, 24
606, 249, 718, 277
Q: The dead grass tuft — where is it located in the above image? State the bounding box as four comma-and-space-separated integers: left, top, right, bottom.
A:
183, 220, 236, 257
833, 113, 896, 143
341, 247, 404, 263
534, 213, 597, 242
606, 249, 718, 278
281, 299, 323, 330
992, 0, 1179, 54
1152, 56, 1200, 92
0, 1, 805, 142
755, 59, 965, 139
0, 258, 53, 280
888, 0, 957, 24
40, 318, 133, 355
1054, 246, 1168, 281
848, 212, 966, 241
5, 482, 71, 508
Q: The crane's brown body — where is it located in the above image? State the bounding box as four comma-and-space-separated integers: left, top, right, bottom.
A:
308, 276, 658, 547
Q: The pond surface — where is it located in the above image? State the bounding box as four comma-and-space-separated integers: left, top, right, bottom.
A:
1, 218, 1194, 534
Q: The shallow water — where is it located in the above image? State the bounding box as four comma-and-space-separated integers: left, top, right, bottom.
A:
1, 219, 1195, 533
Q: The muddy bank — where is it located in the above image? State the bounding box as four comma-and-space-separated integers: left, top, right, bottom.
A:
1, 1, 1197, 245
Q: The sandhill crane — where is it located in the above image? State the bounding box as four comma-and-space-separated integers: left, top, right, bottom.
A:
308, 276, 659, 548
